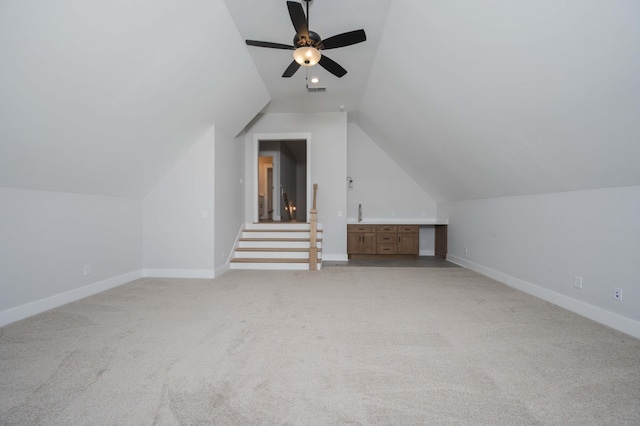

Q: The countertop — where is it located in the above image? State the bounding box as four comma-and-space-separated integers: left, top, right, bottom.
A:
346, 218, 449, 225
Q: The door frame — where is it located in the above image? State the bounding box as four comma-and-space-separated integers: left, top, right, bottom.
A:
253, 132, 311, 223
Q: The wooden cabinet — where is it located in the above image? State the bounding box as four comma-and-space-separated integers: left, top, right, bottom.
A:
347, 225, 376, 256
434, 225, 448, 258
348, 224, 420, 259
376, 225, 398, 255
398, 225, 419, 254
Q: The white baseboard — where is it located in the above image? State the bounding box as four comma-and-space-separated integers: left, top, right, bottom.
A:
447, 255, 640, 340
322, 254, 349, 262
0, 270, 142, 327
214, 263, 231, 277
142, 269, 215, 279
419, 250, 435, 256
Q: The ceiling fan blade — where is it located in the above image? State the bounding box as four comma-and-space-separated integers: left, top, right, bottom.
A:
287, 1, 308, 37
321, 29, 367, 50
246, 40, 294, 50
318, 55, 347, 78
282, 60, 301, 78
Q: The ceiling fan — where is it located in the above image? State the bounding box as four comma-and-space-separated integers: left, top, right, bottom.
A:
245, 0, 366, 78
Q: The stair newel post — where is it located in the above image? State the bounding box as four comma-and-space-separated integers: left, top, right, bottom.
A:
309, 183, 318, 271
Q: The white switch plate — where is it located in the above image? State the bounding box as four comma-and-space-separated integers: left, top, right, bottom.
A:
574, 276, 583, 289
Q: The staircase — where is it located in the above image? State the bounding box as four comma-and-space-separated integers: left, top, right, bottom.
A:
230, 222, 322, 270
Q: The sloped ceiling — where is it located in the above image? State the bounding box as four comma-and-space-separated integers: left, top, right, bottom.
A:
0, 0, 269, 198
356, 0, 640, 201
2, 1, 639, 203
223, 0, 392, 113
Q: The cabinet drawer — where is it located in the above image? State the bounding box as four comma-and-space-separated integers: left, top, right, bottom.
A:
348, 224, 375, 233
398, 225, 419, 233
377, 244, 397, 254
376, 225, 397, 233
377, 233, 396, 244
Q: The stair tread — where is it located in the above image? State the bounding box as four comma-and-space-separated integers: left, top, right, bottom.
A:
240, 238, 323, 242
244, 229, 321, 232
235, 247, 322, 252
231, 258, 322, 263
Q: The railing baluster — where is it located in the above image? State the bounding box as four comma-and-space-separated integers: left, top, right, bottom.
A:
309, 183, 318, 271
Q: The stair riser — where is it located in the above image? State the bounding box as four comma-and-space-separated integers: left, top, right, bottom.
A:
245, 223, 322, 231
230, 263, 321, 271
242, 232, 322, 239
238, 241, 322, 249
234, 251, 322, 259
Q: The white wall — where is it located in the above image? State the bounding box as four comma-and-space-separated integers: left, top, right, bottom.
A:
348, 123, 439, 254
347, 123, 438, 219
439, 186, 640, 339
0, 188, 141, 326
214, 128, 245, 273
245, 113, 348, 260
143, 126, 216, 278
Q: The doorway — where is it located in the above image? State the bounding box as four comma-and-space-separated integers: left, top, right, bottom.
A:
258, 156, 274, 220
253, 133, 312, 224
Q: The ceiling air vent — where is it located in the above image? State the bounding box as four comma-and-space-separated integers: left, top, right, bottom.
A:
307, 87, 326, 92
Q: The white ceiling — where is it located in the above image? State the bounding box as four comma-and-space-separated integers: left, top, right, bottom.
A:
1, 0, 639, 202
226, 0, 640, 201
0, 0, 269, 197
355, 0, 640, 201
223, 0, 392, 114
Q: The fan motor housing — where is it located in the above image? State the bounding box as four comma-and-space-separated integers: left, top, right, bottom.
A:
294, 31, 323, 49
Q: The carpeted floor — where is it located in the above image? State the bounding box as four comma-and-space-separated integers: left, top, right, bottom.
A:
1, 267, 639, 425
323, 256, 460, 268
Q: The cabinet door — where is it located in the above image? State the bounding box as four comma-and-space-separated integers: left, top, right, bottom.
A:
398, 225, 419, 255
347, 232, 361, 254
347, 232, 377, 254
361, 232, 377, 254
398, 233, 418, 254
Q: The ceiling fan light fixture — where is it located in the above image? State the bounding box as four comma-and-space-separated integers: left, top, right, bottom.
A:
293, 46, 321, 66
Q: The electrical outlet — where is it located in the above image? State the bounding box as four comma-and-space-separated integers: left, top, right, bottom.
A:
464, 247, 468, 255
613, 288, 622, 301
574, 276, 583, 289
83, 265, 91, 276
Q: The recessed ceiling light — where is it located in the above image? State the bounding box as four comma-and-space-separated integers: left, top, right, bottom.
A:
310, 77, 319, 84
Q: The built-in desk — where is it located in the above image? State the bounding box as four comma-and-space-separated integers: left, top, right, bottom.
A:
347, 220, 448, 260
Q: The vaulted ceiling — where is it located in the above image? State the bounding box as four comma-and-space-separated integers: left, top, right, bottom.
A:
1, 1, 639, 201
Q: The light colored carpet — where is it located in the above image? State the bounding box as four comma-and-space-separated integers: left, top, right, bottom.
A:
1, 267, 639, 425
